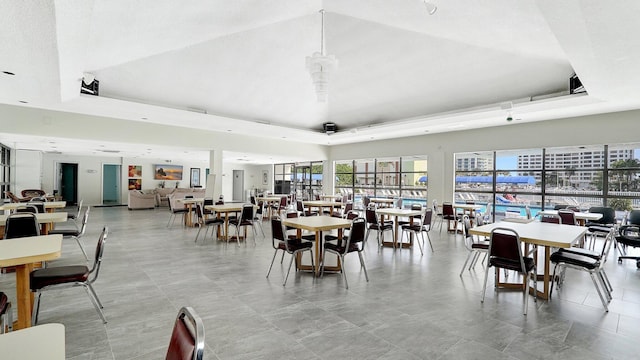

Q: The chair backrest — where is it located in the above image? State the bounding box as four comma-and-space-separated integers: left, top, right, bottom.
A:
250, 196, 256, 205
14, 204, 38, 213
271, 217, 288, 249
75, 199, 84, 218
540, 214, 561, 224
28, 201, 46, 213
627, 209, 640, 226
279, 196, 287, 208
365, 207, 378, 225
165, 306, 205, 360
4, 213, 40, 239
422, 208, 433, 229
442, 203, 454, 216
344, 218, 366, 250
558, 209, 577, 225
588, 206, 616, 225
195, 204, 204, 222
363, 196, 371, 208
241, 204, 254, 221
296, 200, 304, 212
89, 226, 108, 281
343, 202, 353, 215
79, 207, 91, 235
488, 228, 525, 270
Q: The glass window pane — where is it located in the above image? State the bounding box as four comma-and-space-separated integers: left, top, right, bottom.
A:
496, 149, 541, 171
376, 157, 399, 173
545, 145, 605, 170
455, 152, 493, 172
545, 170, 601, 193
608, 143, 640, 167
354, 159, 375, 173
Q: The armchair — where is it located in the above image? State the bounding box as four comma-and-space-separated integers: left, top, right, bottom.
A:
128, 190, 156, 210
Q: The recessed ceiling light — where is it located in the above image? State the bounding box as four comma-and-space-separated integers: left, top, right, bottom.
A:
227, 130, 232, 132
18, 100, 28, 104
424, 130, 429, 133
141, 117, 148, 120
2, 71, 15, 76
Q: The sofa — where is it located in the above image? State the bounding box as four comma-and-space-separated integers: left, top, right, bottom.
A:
128, 190, 157, 210
155, 188, 206, 207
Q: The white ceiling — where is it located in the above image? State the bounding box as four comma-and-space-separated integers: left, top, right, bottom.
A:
1, 0, 640, 162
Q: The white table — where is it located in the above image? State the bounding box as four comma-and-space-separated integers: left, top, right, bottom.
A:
0, 235, 63, 329
538, 210, 602, 226
0, 323, 65, 359
0, 201, 67, 213
469, 221, 587, 300
375, 207, 423, 248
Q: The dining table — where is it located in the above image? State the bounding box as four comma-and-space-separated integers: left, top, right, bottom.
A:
204, 203, 256, 242
537, 209, 603, 226
0, 200, 67, 214
0, 234, 63, 329
0, 211, 67, 237
469, 220, 587, 300
375, 207, 423, 248
369, 198, 396, 208
302, 200, 344, 216
0, 323, 66, 359
256, 196, 284, 219
282, 216, 352, 276
178, 197, 205, 227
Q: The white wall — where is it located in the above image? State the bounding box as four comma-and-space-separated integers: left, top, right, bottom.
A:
15, 149, 43, 193
221, 162, 272, 201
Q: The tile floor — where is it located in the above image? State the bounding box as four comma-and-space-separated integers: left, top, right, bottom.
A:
2, 206, 640, 359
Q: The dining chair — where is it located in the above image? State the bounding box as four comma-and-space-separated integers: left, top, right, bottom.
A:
585, 206, 616, 250
397, 203, 423, 227
13, 204, 39, 214
550, 226, 615, 311
229, 204, 258, 246
26, 201, 45, 214
616, 209, 640, 268
266, 217, 314, 286
332, 201, 353, 218
0, 291, 12, 333
540, 213, 561, 224
459, 215, 489, 276
364, 207, 393, 248
441, 203, 457, 232
31, 226, 109, 325
67, 199, 84, 225
167, 196, 188, 228
481, 227, 537, 315
296, 200, 317, 217
558, 209, 578, 226
321, 217, 368, 289
47, 206, 90, 260
4, 212, 40, 239
400, 208, 433, 254
194, 203, 223, 243
165, 306, 205, 360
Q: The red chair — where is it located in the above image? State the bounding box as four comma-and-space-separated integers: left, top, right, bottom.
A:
165, 306, 205, 360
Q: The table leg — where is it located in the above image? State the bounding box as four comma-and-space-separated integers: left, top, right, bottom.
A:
14, 263, 34, 330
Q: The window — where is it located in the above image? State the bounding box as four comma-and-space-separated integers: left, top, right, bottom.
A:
0, 144, 10, 202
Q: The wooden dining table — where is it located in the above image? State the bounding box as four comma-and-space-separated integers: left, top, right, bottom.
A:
0, 211, 67, 237
0, 323, 66, 359
0, 200, 67, 213
0, 234, 63, 329
282, 216, 352, 276
179, 197, 205, 227
204, 203, 256, 241
375, 207, 423, 248
469, 220, 587, 300
302, 200, 344, 216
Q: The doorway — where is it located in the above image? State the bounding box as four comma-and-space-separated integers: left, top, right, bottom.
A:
102, 164, 121, 205
59, 163, 78, 205
232, 170, 244, 202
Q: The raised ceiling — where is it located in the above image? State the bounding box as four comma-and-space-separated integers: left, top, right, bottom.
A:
1, 0, 639, 160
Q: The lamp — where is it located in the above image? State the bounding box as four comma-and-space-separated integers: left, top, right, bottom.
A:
424, 1, 437, 15
306, 9, 337, 102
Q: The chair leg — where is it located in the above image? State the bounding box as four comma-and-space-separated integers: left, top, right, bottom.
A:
32, 292, 41, 326
590, 272, 609, 312
284, 253, 295, 286
84, 284, 107, 323
481, 263, 491, 303
358, 251, 369, 282
459, 251, 474, 277
266, 249, 278, 278
550, 263, 559, 298
424, 231, 434, 252
74, 236, 89, 261
340, 254, 349, 289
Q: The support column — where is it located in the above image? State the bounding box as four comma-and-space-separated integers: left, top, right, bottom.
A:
209, 149, 223, 199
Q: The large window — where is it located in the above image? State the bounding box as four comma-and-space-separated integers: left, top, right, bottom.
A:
335, 156, 428, 208
0, 144, 10, 202
273, 161, 323, 200
455, 143, 640, 221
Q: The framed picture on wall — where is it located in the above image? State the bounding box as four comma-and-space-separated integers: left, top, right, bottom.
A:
128, 165, 142, 178
190, 168, 200, 188
128, 178, 142, 190
262, 170, 268, 185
